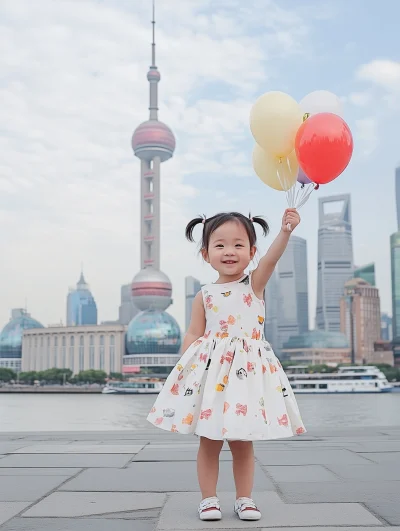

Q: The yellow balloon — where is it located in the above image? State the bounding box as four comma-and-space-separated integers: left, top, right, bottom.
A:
252, 145, 298, 191
250, 91, 303, 157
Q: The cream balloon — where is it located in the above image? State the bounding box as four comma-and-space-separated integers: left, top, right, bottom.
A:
252, 144, 298, 191
300, 90, 344, 118
250, 91, 303, 157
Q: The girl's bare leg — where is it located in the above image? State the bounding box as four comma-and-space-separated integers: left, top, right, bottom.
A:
228, 440, 255, 498
197, 436, 224, 499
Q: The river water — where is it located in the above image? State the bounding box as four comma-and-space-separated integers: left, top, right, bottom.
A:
1, 393, 400, 432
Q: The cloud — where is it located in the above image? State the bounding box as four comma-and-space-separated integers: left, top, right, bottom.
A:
356, 59, 400, 90
0, 0, 324, 331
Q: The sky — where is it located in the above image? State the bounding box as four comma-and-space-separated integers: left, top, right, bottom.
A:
0, 0, 400, 332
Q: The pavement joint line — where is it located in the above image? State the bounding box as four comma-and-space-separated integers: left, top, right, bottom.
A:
122, 453, 141, 469
0, 467, 85, 529
321, 463, 342, 480
358, 502, 391, 527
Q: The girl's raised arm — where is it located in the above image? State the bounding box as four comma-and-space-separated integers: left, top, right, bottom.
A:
252, 209, 300, 298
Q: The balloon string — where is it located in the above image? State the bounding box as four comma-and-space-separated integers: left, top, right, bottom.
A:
276, 166, 292, 231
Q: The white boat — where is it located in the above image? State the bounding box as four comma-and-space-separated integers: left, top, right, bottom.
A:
286, 365, 393, 394
102, 381, 164, 394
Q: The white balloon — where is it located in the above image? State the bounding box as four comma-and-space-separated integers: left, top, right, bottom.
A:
300, 90, 344, 118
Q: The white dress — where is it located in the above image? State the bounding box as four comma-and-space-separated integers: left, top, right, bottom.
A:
147, 273, 306, 441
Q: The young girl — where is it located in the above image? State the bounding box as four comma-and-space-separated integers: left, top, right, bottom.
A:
147, 209, 306, 522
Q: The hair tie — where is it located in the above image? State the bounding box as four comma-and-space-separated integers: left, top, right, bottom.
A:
202, 218, 206, 225
250, 217, 254, 222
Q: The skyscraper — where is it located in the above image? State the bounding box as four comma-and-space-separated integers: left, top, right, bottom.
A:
340, 278, 381, 364
316, 194, 354, 332
66, 272, 98, 326
395, 166, 400, 228
277, 236, 309, 349
185, 276, 202, 331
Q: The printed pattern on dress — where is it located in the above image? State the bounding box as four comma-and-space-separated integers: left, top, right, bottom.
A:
147, 273, 306, 441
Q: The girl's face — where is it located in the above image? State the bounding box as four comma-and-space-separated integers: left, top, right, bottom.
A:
202, 220, 256, 278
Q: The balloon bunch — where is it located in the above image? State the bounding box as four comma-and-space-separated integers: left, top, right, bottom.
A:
250, 90, 354, 211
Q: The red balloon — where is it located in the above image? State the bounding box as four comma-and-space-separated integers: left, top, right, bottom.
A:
295, 113, 353, 185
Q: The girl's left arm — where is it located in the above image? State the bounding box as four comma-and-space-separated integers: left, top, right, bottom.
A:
252, 209, 300, 298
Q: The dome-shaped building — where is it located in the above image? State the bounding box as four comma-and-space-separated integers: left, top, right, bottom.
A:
0, 309, 44, 372
126, 310, 181, 355
66, 272, 98, 326
131, 269, 172, 312
124, 309, 182, 376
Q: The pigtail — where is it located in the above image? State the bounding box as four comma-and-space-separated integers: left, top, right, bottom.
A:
185, 215, 206, 242
249, 214, 270, 237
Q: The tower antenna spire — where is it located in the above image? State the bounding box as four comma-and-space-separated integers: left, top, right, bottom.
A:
151, 0, 156, 67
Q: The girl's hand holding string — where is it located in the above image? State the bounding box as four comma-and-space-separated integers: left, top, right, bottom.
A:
281, 208, 300, 233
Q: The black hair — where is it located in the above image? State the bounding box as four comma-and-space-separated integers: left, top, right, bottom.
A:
185, 212, 269, 250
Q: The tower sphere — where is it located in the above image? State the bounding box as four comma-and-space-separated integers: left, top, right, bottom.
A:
131, 268, 172, 311
131, 120, 175, 162
147, 68, 161, 82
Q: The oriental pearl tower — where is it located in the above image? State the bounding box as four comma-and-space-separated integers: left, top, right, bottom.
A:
125, 3, 181, 365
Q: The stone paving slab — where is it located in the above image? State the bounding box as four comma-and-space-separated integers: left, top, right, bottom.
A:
0, 475, 70, 502
255, 448, 370, 465
0, 443, 28, 453
365, 502, 400, 526
0, 453, 132, 468
0, 518, 155, 531
157, 491, 381, 529
23, 492, 165, 517
326, 463, 400, 481
132, 448, 232, 461
355, 441, 400, 452
62, 460, 274, 492
263, 464, 338, 482
13, 444, 145, 454
0, 502, 30, 526
358, 451, 400, 464
0, 467, 82, 476
278, 480, 400, 504
259, 528, 400, 531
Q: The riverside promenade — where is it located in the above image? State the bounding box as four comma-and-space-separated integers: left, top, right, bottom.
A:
0, 426, 399, 530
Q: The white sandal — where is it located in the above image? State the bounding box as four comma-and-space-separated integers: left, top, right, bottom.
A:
198, 496, 222, 521
234, 497, 261, 521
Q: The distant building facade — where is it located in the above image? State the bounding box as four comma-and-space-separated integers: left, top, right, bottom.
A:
340, 278, 381, 364
316, 195, 354, 332
185, 276, 202, 331
66, 272, 98, 326
281, 330, 350, 366
390, 232, 400, 366
354, 263, 375, 286
381, 313, 393, 341
373, 340, 394, 366
22, 325, 126, 375
118, 284, 139, 325
277, 236, 309, 349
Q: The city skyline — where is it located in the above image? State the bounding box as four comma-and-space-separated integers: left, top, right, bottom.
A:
0, 0, 399, 332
